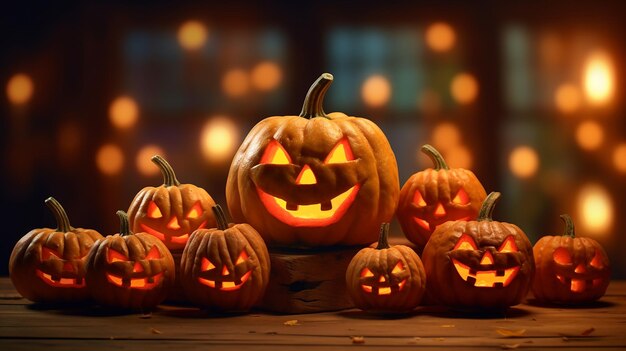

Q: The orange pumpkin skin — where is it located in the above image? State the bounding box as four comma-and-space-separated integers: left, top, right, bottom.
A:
180, 205, 270, 312
346, 223, 426, 313
9, 198, 103, 303
226, 73, 399, 247
397, 145, 487, 252
421, 192, 534, 310
127, 155, 217, 251
532, 215, 610, 305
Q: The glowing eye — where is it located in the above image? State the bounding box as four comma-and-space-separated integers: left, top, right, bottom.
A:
41, 248, 62, 260
260, 140, 291, 165
324, 138, 354, 164
186, 202, 203, 219
107, 249, 128, 263
147, 201, 163, 219
201, 257, 215, 271
361, 268, 374, 278
498, 236, 518, 253
590, 249, 604, 269
391, 261, 404, 274
553, 248, 572, 265
452, 188, 470, 205
145, 246, 161, 260
413, 190, 427, 207
236, 250, 249, 264
453, 234, 478, 250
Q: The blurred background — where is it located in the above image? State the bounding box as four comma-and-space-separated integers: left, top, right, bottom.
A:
2, 0, 625, 277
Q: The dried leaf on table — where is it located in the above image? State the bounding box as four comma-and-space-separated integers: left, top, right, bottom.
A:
139, 313, 152, 319
351, 336, 365, 344
581, 327, 595, 336
496, 328, 527, 337
151, 328, 162, 334
284, 319, 300, 326
500, 343, 521, 349
440, 324, 455, 328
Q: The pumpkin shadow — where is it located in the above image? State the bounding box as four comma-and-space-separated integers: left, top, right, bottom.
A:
418, 305, 532, 319
26, 302, 157, 316
525, 298, 616, 309
337, 308, 422, 320
159, 306, 251, 319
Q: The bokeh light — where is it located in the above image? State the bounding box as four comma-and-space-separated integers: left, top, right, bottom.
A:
222, 69, 249, 97
250, 61, 282, 91
361, 75, 391, 108
450, 73, 479, 104
6, 73, 34, 105
509, 146, 540, 179
178, 20, 208, 51
583, 51, 614, 105
201, 116, 240, 163
613, 143, 626, 173
575, 120, 604, 150
554, 83, 582, 114
425, 22, 456, 53
109, 96, 139, 129
578, 183, 613, 237
96, 144, 124, 176
431, 122, 461, 151
136, 145, 166, 176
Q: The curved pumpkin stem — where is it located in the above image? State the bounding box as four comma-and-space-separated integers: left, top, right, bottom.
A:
299, 73, 333, 119
421, 144, 450, 171
116, 210, 132, 236
375, 223, 391, 250
477, 192, 501, 222
560, 214, 576, 238
212, 205, 229, 230
151, 155, 181, 187
45, 197, 72, 232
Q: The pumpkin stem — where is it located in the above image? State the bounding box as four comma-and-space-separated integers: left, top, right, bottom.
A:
45, 197, 72, 232
151, 155, 181, 187
421, 144, 450, 171
299, 73, 333, 119
116, 210, 133, 236
211, 205, 229, 230
560, 214, 576, 238
477, 192, 501, 222
375, 223, 391, 250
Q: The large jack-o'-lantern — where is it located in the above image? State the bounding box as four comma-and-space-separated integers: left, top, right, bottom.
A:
422, 192, 534, 310
532, 214, 610, 304
397, 144, 487, 252
226, 73, 399, 247
9, 197, 103, 303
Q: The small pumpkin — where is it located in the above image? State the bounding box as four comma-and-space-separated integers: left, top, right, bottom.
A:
226, 73, 399, 247
9, 197, 103, 303
85, 211, 175, 310
127, 155, 217, 250
422, 192, 534, 310
180, 205, 270, 312
397, 144, 487, 252
532, 214, 611, 304
345, 223, 426, 313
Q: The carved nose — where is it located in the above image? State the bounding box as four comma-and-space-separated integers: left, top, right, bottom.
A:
480, 251, 494, 265
222, 266, 230, 276
63, 262, 74, 273
133, 262, 144, 273
434, 203, 447, 217
167, 217, 181, 230
296, 165, 317, 185
379, 276, 386, 283
575, 264, 586, 274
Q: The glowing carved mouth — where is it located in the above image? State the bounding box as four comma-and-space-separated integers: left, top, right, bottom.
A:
556, 275, 604, 293
257, 185, 360, 227
141, 221, 207, 245
452, 259, 519, 287
106, 272, 164, 289
361, 280, 407, 295
198, 270, 252, 291
37, 270, 85, 288
414, 216, 471, 231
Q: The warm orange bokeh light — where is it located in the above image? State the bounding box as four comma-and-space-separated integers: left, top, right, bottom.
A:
178, 20, 208, 51
583, 51, 614, 105
136, 145, 166, 176
361, 75, 391, 108
109, 96, 139, 129
201, 116, 239, 163
444, 145, 472, 169
96, 144, 124, 176
6, 73, 34, 105
576, 121, 604, 150
250, 61, 282, 91
554, 83, 582, 114
431, 122, 461, 151
450, 73, 479, 104
509, 146, 539, 179
578, 183, 613, 237
613, 143, 626, 173
222, 69, 249, 97
425, 22, 456, 53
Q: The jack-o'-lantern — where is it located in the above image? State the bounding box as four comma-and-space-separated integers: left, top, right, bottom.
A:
127, 155, 217, 250
422, 192, 534, 310
9, 197, 103, 303
85, 211, 175, 310
532, 214, 610, 304
180, 205, 270, 312
226, 73, 399, 247
346, 223, 426, 313
397, 144, 487, 252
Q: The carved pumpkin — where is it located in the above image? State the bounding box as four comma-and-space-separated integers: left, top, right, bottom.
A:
180, 205, 270, 312
532, 214, 611, 304
85, 211, 175, 310
127, 155, 217, 250
9, 197, 103, 303
346, 223, 426, 313
397, 144, 487, 252
422, 192, 534, 310
226, 73, 399, 247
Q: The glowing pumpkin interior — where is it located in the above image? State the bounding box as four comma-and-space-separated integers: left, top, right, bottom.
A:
105, 246, 164, 289
140, 200, 207, 245
553, 248, 605, 293
197, 249, 252, 291
36, 247, 87, 288
359, 261, 407, 296
412, 188, 471, 231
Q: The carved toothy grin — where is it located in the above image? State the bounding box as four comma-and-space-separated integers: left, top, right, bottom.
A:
556, 275, 604, 293
198, 271, 252, 291
37, 270, 85, 288
361, 280, 407, 295
141, 221, 207, 245
452, 259, 519, 287
106, 272, 164, 289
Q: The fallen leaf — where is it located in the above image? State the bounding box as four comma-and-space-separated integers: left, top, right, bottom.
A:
562, 337, 569, 342
440, 324, 455, 328
414, 337, 421, 341
151, 328, 162, 335
284, 320, 300, 326
435, 337, 445, 341
496, 328, 527, 337
581, 327, 595, 336
351, 336, 365, 344
139, 313, 152, 319
500, 343, 521, 349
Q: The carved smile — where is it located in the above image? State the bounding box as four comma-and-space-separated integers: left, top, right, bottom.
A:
198, 271, 252, 291
556, 275, 604, 293
452, 259, 519, 287
37, 270, 85, 288
106, 272, 164, 289
361, 280, 407, 295
141, 221, 207, 245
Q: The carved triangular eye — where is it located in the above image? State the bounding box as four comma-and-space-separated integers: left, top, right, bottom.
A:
186, 202, 203, 219
590, 249, 604, 269
452, 188, 470, 205
42, 247, 62, 260
413, 190, 427, 207
147, 201, 162, 219
201, 257, 215, 271
260, 140, 291, 165
553, 248, 572, 265
107, 248, 128, 263
391, 261, 404, 274
361, 268, 374, 278
498, 236, 518, 253
236, 250, 249, 265
145, 246, 161, 260
324, 138, 354, 164
453, 234, 478, 250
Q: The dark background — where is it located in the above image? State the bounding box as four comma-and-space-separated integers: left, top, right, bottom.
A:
2, 0, 625, 277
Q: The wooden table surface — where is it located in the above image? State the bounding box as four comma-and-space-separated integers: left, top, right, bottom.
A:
1, 277, 625, 350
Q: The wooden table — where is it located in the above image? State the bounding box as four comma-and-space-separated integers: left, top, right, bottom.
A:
1, 277, 625, 350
